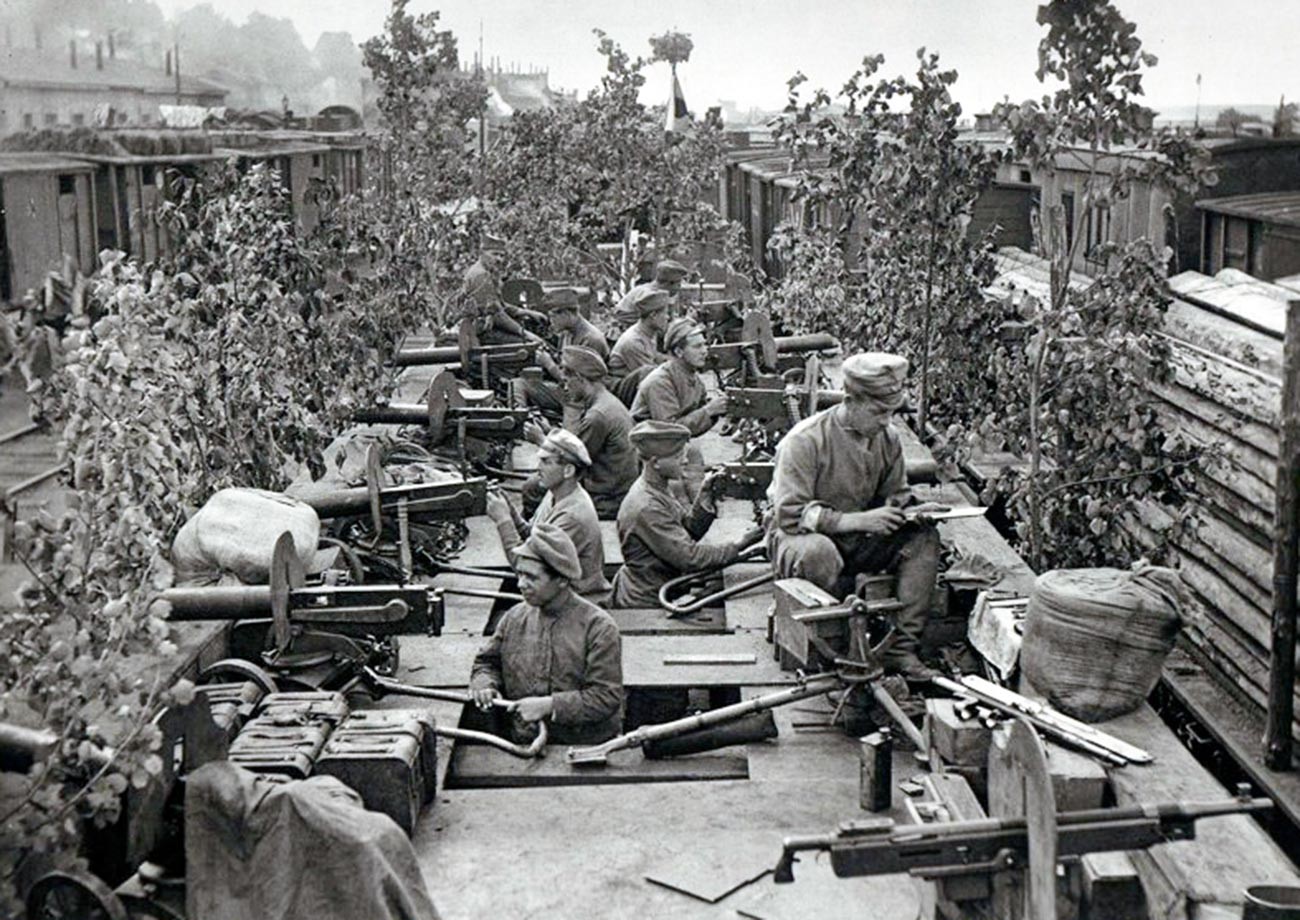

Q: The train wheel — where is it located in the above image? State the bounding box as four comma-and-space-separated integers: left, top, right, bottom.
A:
26, 870, 128, 920
199, 658, 279, 695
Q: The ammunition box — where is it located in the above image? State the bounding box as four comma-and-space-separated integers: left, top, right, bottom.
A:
315, 731, 426, 835
328, 709, 438, 802
228, 719, 331, 779
255, 691, 350, 728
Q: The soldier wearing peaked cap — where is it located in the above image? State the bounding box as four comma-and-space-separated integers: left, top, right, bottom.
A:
460, 233, 545, 351
470, 522, 624, 745
766, 352, 946, 680
608, 287, 671, 406
610, 421, 764, 608
486, 427, 611, 604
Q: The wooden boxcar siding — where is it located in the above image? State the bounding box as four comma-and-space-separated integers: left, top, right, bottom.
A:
1200, 211, 1300, 281
1121, 334, 1300, 734
2, 169, 93, 298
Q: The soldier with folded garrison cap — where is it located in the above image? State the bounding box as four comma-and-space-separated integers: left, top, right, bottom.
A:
461, 233, 542, 346
470, 523, 624, 745
766, 352, 946, 680
607, 287, 671, 406
521, 346, 639, 520
611, 421, 763, 608
486, 428, 611, 605
524, 287, 610, 415
631, 318, 727, 436
611, 259, 690, 330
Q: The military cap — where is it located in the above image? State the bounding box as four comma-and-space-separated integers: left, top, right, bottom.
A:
540, 428, 591, 469
629, 420, 692, 459
541, 287, 580, 311
561, 345, 607, 381
654, 259, 690, 282
480, 232, 507, 252
630, 286, 672, 317
664, 317, 704, 354
513, 521, 582, 580
842, 352, 908, 408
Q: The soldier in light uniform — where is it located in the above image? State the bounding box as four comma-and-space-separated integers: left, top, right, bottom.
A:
611, 421, 763, 608
766, 352, 946, 679
486, 428, 611, 605
470, 523, 624, 745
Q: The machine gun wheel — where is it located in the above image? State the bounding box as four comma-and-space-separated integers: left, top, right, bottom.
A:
198, 658, 279, 696
26, 869, 128, 920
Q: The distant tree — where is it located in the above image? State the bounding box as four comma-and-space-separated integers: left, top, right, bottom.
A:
648, 30, 694, 70
1273, 95, 1298, 138
990, 0, 1216, 569
483, 30, 742, 296
1215, 106, 1249, 137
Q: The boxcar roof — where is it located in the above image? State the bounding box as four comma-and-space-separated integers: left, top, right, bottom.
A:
1196, 190, 1300, 228
0, 152, 95, 174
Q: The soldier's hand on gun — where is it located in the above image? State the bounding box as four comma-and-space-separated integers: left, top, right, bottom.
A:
739, 524, 766, 548
484, 489, 512, 524
705, 393, 729, 417
508, 695, 554, 722
523, 419, 549, 445
471, 686, 500, 711
858, 506, 907, 535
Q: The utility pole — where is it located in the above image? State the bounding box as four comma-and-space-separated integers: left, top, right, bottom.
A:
1194, 73, 1202, 129
174, 41, 181, 104
478, 19, 486, 160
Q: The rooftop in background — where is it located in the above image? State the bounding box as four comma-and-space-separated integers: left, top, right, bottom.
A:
1196, 190, 1300, 228
0, 151, 95, 175
0, 46, 226, 97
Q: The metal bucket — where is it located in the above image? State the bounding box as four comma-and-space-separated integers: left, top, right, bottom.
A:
1244, 886, 1300, 920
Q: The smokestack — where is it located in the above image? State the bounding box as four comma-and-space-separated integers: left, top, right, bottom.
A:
69, 39, 76, 69
108, 31, 115, 59
165, 49, 171, 76
95, 41, 102, 70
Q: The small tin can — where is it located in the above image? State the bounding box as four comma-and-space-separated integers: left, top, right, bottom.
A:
859, 728, 893, 812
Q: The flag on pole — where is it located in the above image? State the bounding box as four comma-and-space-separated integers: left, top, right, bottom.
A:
665, 69, 690, 134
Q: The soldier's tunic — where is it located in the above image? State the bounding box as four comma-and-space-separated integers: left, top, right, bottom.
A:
611, 475, 734, 608
559, 315, 610, 360
629, 357, 713, 436
463, 258, 528, 344
493, 484, 611, 604
569, 388, 638, 520
607, 322, 664, 406
470, 594, 624, 744
766, 405, 937, 617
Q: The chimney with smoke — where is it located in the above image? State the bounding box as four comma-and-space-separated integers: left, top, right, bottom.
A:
69, 39, 76, 69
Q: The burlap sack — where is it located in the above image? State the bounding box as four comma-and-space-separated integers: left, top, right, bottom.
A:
1020, 564, 1184, 722
171, 488, 322, 586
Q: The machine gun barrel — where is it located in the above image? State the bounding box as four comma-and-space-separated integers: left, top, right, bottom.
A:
775, 795, 1272, 883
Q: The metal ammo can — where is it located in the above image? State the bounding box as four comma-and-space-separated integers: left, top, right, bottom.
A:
859, 727, 893, 812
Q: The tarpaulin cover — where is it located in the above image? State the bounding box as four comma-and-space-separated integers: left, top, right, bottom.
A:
1020, 564, 1184, 722
185, 761, 440, 920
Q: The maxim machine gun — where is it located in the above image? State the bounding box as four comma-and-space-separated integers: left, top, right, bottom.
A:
707, 309, 838, 387
774, 718, 1273, 920
353, 369, 529, 463
391, 333, 539, 392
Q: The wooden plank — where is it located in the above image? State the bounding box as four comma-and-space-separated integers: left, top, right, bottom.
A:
1106, 702, 1300, 919
601, 520, 623, 568
663, 653, 757, 666
609, 606, 728, 635
735, 859, 921, 920
622, 633, 794, 686
1081, 852, 1147, 920
446, 744, 748, 788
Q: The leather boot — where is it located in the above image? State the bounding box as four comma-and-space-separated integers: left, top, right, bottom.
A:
881, 526, 941, 680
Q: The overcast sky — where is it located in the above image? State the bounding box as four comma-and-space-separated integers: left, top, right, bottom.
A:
152, 0, 1297, 116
